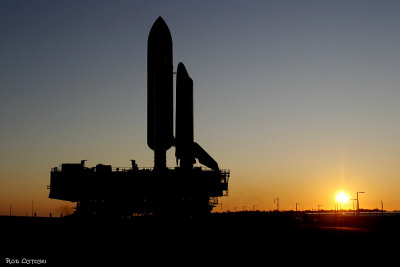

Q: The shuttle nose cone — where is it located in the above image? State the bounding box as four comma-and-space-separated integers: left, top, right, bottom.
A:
177, 62, 189, 77
148, 16, 172, 45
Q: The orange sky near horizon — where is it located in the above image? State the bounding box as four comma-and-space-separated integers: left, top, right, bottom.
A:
1, 146, 399, 217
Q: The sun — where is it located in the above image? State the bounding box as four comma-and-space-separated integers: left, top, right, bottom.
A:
336, 191, 349, 204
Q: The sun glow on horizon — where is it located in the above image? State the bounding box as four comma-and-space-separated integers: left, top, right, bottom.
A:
336, 191, 349, 204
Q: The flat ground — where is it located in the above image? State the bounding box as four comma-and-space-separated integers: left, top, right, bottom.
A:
0, 212, 398, 265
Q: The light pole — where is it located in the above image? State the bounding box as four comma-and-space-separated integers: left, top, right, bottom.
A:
274, 197, 279, 212
350, 198, 356, 210
357, 192, 365, 212
296, 203, 300, 212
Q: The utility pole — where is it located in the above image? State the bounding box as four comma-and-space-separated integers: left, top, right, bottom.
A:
350, 198, 357, 215
296, 203, 300, 212
381, 200, 384, 216
357, 192, 365, 212
350, 198, 356, 210
274, 197, 279, 212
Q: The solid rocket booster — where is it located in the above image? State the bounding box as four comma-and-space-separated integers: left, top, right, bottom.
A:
147, 17, 174, 169
176, 62, 194, 169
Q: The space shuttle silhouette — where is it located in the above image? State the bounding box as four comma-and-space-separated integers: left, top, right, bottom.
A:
48, 17, 229, 218
147, 17, 218, 171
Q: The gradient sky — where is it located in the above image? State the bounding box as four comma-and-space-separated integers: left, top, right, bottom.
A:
1, 0, 400, 216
